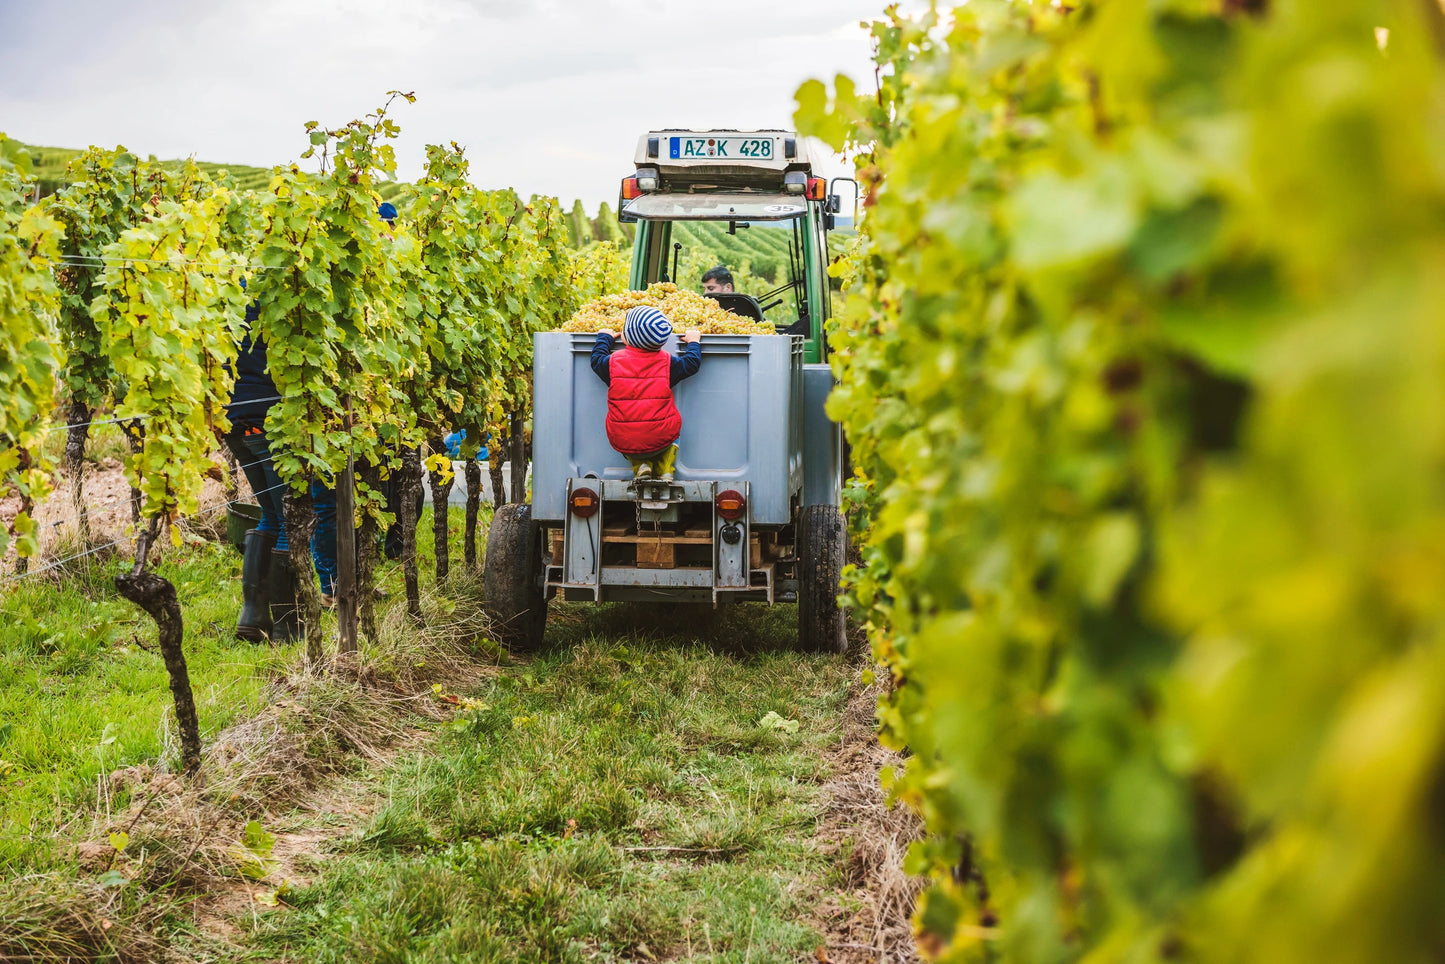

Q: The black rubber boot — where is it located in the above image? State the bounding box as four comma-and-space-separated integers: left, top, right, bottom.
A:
267, 549, 301, 643
236, 529, 275, 642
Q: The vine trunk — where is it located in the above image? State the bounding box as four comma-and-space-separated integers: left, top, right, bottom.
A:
463, 459, 482, 570
124, 420, 143, 524
64, 399, 90, 545
115, 523, 201, 774
283, 489, 324, 664
357, 462, 381, 644
428, 436, 453, 585
399, 447, 424, 620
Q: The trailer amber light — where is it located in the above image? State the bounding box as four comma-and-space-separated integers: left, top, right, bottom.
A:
620, 177, 643, 200
806, 177, 826, 201
715, 490, 746, 521
569, 487, 600, 518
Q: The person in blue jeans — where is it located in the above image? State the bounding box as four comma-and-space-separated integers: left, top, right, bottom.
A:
223, 298, 302, 642
311, 476, 337, 602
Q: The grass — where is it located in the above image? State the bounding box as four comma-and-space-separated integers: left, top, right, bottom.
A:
0, 538, 294, 868
1, 491, 868, 962
243, 605, 854, 964
0, 495, 472, 871
34, 420, 132, 467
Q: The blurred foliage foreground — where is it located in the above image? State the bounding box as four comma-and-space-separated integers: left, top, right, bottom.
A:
797, 1, 1445, 961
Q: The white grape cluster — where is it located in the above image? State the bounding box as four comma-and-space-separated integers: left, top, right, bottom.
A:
561, 282, 778, 335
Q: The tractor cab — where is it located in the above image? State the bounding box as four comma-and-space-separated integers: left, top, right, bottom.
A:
618, 130, 846, 365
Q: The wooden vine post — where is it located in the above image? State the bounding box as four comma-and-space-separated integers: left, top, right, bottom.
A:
509, 413, 526, 504
335, 396, 359, 654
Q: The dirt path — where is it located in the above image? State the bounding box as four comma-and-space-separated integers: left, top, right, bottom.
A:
813, 684, 923, 963
1, 456, 236, 573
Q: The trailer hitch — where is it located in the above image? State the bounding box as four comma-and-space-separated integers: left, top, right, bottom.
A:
627, 479, 684, 525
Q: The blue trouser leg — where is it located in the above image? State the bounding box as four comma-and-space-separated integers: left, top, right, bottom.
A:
310, 477, 337, 596
224, 426, 288, 552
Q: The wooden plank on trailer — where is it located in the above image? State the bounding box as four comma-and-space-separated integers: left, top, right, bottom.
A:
636, 541, 676, 569
604, 534, 712, 545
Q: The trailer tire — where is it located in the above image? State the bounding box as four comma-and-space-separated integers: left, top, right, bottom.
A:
799, 504, 848, 654
483, 503, 547, 653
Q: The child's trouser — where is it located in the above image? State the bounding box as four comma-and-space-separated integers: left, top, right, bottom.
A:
625, 443, 678, 478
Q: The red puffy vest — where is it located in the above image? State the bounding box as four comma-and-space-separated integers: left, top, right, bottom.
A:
606, 347, 682, 456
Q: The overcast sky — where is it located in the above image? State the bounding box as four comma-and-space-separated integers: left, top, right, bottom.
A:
1, 0, 907, 210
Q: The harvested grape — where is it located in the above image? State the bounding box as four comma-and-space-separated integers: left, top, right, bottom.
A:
561, 282, 778, 335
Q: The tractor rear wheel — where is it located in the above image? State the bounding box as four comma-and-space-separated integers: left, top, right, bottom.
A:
798, 504, 848, 654
483, 503, 548, 653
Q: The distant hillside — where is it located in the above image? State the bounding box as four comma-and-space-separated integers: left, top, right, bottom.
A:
11, 139, 412, 202
10, 138, 852, 274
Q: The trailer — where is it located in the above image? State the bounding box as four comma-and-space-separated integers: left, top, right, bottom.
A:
484, 129, 851, 652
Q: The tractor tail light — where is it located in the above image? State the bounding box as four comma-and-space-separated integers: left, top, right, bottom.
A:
715, 489, 746, 521
806, 177, 826, 201
569, 487, 599, 518
620, 176, 643, 200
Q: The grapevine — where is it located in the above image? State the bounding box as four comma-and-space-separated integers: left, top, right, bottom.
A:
89, 190, 248, 526
250, 95, 419, 654
798, 1, 1445, 960
85, 185, 248, 773
0, 140, 64, 562
567, 239, 629, 306
46, 148, 154, 536
483, 194, 574, 506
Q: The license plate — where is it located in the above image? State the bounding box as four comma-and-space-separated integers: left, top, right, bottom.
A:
669, 135, 775, 161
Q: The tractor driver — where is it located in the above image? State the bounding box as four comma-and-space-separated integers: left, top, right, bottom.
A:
701, 265, 734, 294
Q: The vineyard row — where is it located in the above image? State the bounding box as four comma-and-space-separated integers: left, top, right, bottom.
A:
0, 96, 628, 770
797, 2, 1445, 960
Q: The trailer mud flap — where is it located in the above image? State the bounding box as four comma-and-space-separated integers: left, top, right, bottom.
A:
563, 478, 602, 596
713, 481, 749, 602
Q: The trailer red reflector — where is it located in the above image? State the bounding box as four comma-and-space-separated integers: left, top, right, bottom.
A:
806, 177, 826, 201
715, 489, 746, 520
569, 487, 600, 518
620, 177, 643, 200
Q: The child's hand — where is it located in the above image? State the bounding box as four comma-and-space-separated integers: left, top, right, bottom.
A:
683, 329, 701, 344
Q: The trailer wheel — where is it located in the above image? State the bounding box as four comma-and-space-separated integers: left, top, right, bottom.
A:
483, 503, 548, 653
799, 504, 848, 654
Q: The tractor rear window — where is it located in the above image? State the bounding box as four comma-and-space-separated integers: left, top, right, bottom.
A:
622, 193, 807, 222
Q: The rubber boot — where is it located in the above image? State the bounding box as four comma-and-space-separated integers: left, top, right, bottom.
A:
654, 444, 678, 483
628, 456, 653, 481
236, 529, 275, 642
267, 549, 301, 643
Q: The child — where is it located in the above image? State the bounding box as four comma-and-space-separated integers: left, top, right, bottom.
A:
591, 306, 702, 481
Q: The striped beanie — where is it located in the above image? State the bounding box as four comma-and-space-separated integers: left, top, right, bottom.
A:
623, 306, 672, 351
